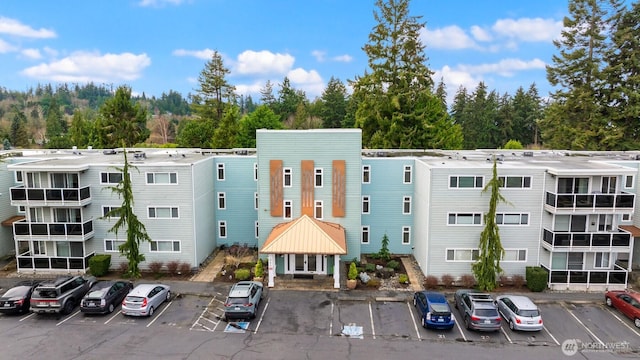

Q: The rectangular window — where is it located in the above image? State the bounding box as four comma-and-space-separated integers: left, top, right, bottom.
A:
495, 213, 529, 225
502, 249, 527, 262
218, 192, 226, 210
362, 165, 371, 184
315, 168, 323, 188
33, 241, 46, 255
254, 163, 258, 181
148, 207, 179, 219
594, 252, 610, 268
15, 171, 23, 183
403, 165, 412, 184
217, 163, 225, 181
102, 205, 120, 218
402, 226, 411, 244
448, 213, 482, 225
498, 176, 532, 188
362, 196, 370, 214
284, 200, 292, 219
558, 177, 589, 194
100, 172, 123, 184
254, 192, 259, 210
150, 240, 181, 252
146, 172, 177, 184
283, 168, 292, 187
255, 221, 259, 239
403, 196, 411, 214
17, 205, 26, 214
218, 221, 227, 238
105, 239, 125, 252
449, 176, 483, 188
314, 200, 323, 219
625, 175, 634, 189
623, 213, 632, 222
361, 226, 370, 244
446, 249, 479, 262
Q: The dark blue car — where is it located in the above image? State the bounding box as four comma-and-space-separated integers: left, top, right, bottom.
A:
413, 291, 455, 330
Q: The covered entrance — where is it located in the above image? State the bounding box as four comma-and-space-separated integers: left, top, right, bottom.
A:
260, 215, 347, 288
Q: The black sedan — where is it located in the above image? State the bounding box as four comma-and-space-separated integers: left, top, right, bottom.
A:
0, 280, 40, 314
80, 280, 133, 314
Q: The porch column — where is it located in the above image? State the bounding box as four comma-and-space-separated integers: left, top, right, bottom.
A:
333, 255, 340, 288
268, 253, 276, 287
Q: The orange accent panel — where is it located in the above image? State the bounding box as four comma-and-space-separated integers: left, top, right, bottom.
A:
270, 160, 283, 217
301, 160, 314, 217
333, 160, 346, 217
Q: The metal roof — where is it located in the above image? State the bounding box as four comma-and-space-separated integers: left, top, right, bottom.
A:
260, 215, 347, 255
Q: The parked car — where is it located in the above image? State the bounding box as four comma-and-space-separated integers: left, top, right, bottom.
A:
495, 295, 543, 331
30, 276, 96, 315
0, 280, 40, 314
605, 290, 640, 328
454, 289, 501, 331
223, 281, 263, 321
121, 284, 171, 317
413, 291, 455, 330
80, 280, 134, 315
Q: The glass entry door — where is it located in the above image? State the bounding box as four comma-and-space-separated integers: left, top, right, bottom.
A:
289, 254, 326, 274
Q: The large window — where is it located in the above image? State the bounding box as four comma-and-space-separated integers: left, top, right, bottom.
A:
150, 240, 181, 252
558, 177, 589, 194
315, 168, 323, 188
403, 165, 412, 184
218, 192, 226, 210
496, 213, 529, 225
148, 206, 179, 219
146, 172, 177, 184
101, 172, 123, 184
283, 168, 292, 187
448, 213, 482, 225
105, 239, 125, 252
502, 249, 527, 262
402, 226, 411, 244
498, 176, 531, 188
446, 249, 479, 262
362, 196, 370, 214
403, 196, 411, 214
361, 226, 370, 244
217, 163, 225, 181
449, 176, 483, 188
362, 165, 371, 184
594, 252, 610, 268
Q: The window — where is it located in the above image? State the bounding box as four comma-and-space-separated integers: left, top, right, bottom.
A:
218, 192, 226, 210
14, 171, 23, 183
315, 168, 323, 187
625, 175, 634, 189
496, 213, 529, 225
255, 221, 259, 239
146, 172, 177, 184
150, 240, 181, 252
594, 252, 610, 268
623, 213, 632, 222
446, 249, 479, 262
362, 165, 371, 184
218, 221, 227, 238
283, 168, 292, 187
100, 172, 123, 184
254, 192, 259, 210
17, 205, 25, 214
403, 196, 411, 214
26, 172, 41, 188
284, 200, 292, 219
502, 249, 527, 262
362, 196, 370, 214
403, 165, 412, 184
102, 205, 120, 218
314, 200, 323, 219
105, 239, 125, 252
558, 177, 589, 194
402, 226, 411, 244
498, 176, 531, 188
148, 207, 179, 219
361, 226, 370, 244
254, 163, 258, 181
448, 213, 482, 225
449, 176, 483, 188
33, 241, 46, 255
217, 163, 225, 181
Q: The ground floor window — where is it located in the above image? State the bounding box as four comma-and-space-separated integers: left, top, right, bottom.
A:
150, 240, 181, 253
446, 248, 479, 261
594, 252, 610, 268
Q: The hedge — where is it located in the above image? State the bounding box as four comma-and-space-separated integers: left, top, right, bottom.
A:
89, 254, 111, 277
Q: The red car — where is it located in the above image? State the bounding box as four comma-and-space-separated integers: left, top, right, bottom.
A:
605, 290, 640, 328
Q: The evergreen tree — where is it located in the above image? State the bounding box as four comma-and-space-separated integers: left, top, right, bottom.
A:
463, 82, 500, 149
69, 109, 91, 147
259, 80, 277, 108
176, 120, 215, 148
211, 106, 240, 148
319, 77, 348, 128
99, 86, 150, 148
236, 105, 283, 148
9, 107, 29, 147
275, 77, 306, 123
192, 50, 236, 125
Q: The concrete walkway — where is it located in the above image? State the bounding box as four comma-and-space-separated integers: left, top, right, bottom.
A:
400, 256, 425, 292
190, 250, 226, 282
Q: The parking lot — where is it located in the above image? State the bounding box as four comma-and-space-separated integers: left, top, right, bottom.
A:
1, 288, 639, 354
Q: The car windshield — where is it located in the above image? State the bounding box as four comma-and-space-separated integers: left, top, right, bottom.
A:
34, 288, 57, 298
518, 309, 540, 317
475, 309, 499, 317
87, 290, 107, 298
2, 287, 28, 298
430, 304, 450, 314
228, 297, 249, 305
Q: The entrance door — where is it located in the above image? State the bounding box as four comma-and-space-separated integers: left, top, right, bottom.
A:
288, 254, 326, 274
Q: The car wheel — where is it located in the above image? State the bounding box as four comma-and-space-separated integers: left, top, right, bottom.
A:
108, 303, 115, 314
166, 291, 171, 302
62, 300, 75, 315
421, 316, 426, 328
509, 320, 515, 331
148, 306, 154, 317
464, 316, 471, 330
635, 318, 640, 328
605, 297, 613, 307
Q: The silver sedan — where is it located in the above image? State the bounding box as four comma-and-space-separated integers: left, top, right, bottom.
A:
121, 284, 171, 317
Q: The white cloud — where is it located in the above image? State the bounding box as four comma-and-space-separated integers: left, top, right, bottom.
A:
0, 17, 56, 38
287, 68, 324, 97
458, 58, 546, 77
235, 81, 266, 96
0, 38, 17, 53
138, 0, 185, 7
21, 51, 151, 83
235, 50, 295, 75
470, 25, 492, 42
172, 48, 215, 60
332, 54, 353, 63
420, 25, 478, 50
43, 46, 58, 57
21, 48, 41, 59
312, 50, 326, 62
492, 18, 563, 42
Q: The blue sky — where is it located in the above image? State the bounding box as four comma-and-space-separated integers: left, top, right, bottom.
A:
0, 0, 570, 104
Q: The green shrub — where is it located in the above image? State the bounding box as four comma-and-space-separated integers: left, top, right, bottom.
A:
366, 278, 381, 288
398, 274, 409, 284
254, 259, 264, 278
386, 260, 400, 270
365, 263, 376, 272
526, 266, 548, 292
88, 254, 111, 277
235, 268, 251, 281
348, 262, 358, 280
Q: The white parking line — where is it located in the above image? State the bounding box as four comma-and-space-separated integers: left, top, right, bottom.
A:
368, 302, 375, 340
190, 297, 219, 331
451, 308, 467, 342
543, 325, 561, 345
406, 302, 422, 341
147, 301, 172, 328
329, 302, 334, 336
19, 313, 36, 322
104, 310, 121, 324
563, 303, 604, 345
253, 297, 269, 334
56, 310, 80, 326
500, 326, 513, 344
604, 307, 640, 338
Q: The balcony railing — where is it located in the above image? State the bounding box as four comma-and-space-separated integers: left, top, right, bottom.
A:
542, 229, 631, 250
541, 264, 628, 287
16, 251, 95, 272
10, 185, 91, 206
13, 219, 94, 241
545, 192, 634, 211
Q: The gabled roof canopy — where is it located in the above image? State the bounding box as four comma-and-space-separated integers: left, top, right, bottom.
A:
260, 215, 347, 255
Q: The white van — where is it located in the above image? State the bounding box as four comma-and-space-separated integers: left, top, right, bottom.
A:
495, 295, 543, 331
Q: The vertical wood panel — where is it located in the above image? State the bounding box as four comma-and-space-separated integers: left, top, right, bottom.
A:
333, 160, 346, 217
270, 160, 283, 216
301, 160, 314, 216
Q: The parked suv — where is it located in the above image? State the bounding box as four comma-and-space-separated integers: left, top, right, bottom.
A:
223, 281, 263, 320
30, 275, 96, 315
454, 289, 501, 331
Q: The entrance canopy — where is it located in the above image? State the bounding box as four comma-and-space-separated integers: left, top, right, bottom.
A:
260, 214, 347, 255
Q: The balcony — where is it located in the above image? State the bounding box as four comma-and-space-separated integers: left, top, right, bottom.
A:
541, 264, 628, 289
542, 229, 631, 251
16, 251, 95, 272
545, 192, 634, 213
10, 185, 91, 207
13, 219, 94, 241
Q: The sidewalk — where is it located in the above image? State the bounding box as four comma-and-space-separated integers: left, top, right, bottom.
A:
189, 250, 226, 282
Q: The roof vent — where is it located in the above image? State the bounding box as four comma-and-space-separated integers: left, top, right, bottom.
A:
133, 152, 146, 160
523, 151, 534, 157
103, 149, 117, 155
